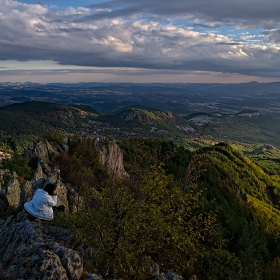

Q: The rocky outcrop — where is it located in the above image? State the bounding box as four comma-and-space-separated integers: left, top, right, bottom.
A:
18, 181, 33, 210
96, 138, 129, 178
0, 151, 11, 161
155, 270, 185, 280
121, 109, 153, 123
3, 174, 21, 208
0, 212, 83, 280
147, 261, 160, 278
25, 139, 64, 166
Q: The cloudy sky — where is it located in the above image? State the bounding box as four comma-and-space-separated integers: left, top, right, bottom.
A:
1, 0, 280, 83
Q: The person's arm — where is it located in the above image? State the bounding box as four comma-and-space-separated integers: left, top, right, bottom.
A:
47, 190, 57, 207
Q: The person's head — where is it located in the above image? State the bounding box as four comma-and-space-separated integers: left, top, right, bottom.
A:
43, 183, 57, 195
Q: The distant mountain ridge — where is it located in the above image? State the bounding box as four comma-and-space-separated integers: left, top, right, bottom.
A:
1, 82, 280, 116
0, 100, 280, 161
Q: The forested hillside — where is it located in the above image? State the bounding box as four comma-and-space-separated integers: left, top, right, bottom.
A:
0, 101, 99, 152
0, 100, 280, 279
1, 135, 280, 279
117, 139, 280, 279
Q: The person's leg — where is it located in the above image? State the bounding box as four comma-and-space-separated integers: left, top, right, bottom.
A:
25, 210, 38, 221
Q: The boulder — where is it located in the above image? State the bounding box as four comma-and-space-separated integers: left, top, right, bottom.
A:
87, 274, 103, 280
31, 163, 46, 184
146, 261, 160, 278
4, 176, 21, 208
18, 181, 33, 210
25, 139, 62, 165
52, 244, 83, 280
155, 270, 185, 280
76, 243, 96, 270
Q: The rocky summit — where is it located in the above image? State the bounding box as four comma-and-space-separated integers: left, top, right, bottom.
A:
0, 212, 83, 280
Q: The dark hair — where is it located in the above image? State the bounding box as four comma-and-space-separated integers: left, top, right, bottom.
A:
43, 183, 57, 195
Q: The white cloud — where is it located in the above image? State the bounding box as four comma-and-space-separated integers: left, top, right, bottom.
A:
0, 0, 280, 81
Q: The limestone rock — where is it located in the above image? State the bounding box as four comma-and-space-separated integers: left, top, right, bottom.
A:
87, 273, 103, 280
0, 151, 11, 161
25, 139, 62, 165
146, 261, 160, 278
18, 181, 32, 210
31, 163, 46, 184
0, 213, 83, 280
52, 244, 83, 280
4, 176, 21, 208
56, 183, 69, 212
155, 270, 185, 280
76, 243, 95, 269
96, 139, 129, 178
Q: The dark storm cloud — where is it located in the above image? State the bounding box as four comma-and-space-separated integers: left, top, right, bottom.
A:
88, 0, 280, 27
263, 29, 280, 44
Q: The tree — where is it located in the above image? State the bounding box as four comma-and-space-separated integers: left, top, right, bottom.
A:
57, 160, 218, 279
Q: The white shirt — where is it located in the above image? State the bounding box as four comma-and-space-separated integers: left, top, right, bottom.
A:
24, 188, 57, 220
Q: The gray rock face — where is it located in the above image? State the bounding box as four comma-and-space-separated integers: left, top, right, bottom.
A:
96, 139, 129, 179
25, 139, 62, 165
121, 109, 152, 123
0, 151, 11, 161
51, 242, 83, 280
146, 261, 160, 278
87, 273, 103, 280
155, 270, 185, 280
0, 212, 83, 280
31, 163, 46, 184
4, 176, 21, 208
18, 181, 32, 210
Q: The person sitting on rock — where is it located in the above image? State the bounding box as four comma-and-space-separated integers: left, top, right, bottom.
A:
24, 183, 58, 220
